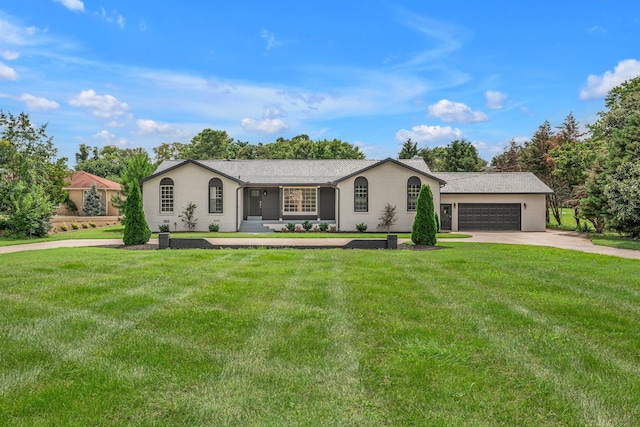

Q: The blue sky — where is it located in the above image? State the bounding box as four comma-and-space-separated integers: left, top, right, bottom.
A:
1, 1, 639, 165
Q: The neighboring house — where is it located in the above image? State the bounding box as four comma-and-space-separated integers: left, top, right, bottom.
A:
140, 157, 552, 233
57, 171, 123, 216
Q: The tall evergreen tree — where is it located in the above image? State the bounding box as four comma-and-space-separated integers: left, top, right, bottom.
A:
398, 139, 419, 159
411, 185, 437, 246
123, 181, 151, 245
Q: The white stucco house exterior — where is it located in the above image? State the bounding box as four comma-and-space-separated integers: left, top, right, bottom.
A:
140, 157, 552, 233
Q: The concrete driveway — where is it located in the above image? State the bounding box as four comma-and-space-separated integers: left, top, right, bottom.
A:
0, 231, 638, 260
439, 230, 640, 260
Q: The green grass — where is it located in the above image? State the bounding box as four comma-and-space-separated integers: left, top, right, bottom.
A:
1, 244, 639, 426
589, 234, 640, 251
0, 225, 470, 246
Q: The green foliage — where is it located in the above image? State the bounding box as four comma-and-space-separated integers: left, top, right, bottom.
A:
122, 182, 151, 245
71, 221, 79, 230
179, 202, 198, 232
111, 152, 156, 213
411, 185, 437, 246
302, 220, 313, 231
0, 111, 69, 237
419, 146, 447, 171
0, 180, 52, 238
318, 222, 329, 232
158, 223, 170, 232
286, 223, 296, 232
491, 139, 522, 172
208, 223, 220, 232
377, 203, 397, 233
82, 182, 106, 216
153, 142, 185, 163
605, 161, 640, 238
443, 139, 487, 172
180, 129, 235, 159
398, 139, 419, 159
356, 222, 368, 232
60, 223, 68, 231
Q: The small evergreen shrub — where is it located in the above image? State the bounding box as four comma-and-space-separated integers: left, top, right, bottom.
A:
319, 222, 329, 232
89, 221, 97, 228
302, 220, 313, 231
82, 182, 106, 216
60, 223, 68, 231
71, 221, 79, 230
356, 222, 368, 232
209, 223, 220, 232
286, 223, 296, 232
158, 224, 170, 232
81, 222, 89, 229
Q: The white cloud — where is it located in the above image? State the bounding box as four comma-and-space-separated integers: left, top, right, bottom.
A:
96, 7, 125, 29
19, 94, 60, 111
241, 118, 289, 133
69, 89, 130, 118
485, 90, 507, 110
428, 99, 488, 123
395, 125, 464, 146
580, 59, 640, 100
1, 50, 19, 60
261, 29, 282, 52
136, 119, 188, 137
0, 61, 18, 80
53, 0, 85, 12
93, 130, 128, 146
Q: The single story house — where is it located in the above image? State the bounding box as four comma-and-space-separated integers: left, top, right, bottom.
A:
57, 171, 122, 216
140, 157, 552, 233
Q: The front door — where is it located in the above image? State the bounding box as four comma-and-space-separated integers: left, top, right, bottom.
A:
440, 204, 452, 231
249, 188, 262, 217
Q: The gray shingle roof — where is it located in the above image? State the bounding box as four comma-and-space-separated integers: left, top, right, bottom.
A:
150, 158, 437, 185
436, 172, 553, 194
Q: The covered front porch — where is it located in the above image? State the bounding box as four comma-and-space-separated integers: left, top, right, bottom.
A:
240, 185, 337, 227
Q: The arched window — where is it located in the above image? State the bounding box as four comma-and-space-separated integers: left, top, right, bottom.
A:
209, 178, 223, 213
407, 176, 421, 211
354, 177, 368, 212
160, 177, 174, 213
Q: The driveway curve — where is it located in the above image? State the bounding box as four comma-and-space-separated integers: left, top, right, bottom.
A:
439, 230, 640, 260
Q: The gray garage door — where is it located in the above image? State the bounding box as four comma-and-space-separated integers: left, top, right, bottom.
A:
458, 203, 521, 231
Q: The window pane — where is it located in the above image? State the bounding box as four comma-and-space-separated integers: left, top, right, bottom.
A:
354, 185, 367, 212
160, 185, 173, 213
209, 185, 222, 213
283, 187, 317, 213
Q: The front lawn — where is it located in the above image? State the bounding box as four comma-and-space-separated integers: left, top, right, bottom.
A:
1, 244, 638, 426
589, 234, 640, 251
0, 225, 470, 246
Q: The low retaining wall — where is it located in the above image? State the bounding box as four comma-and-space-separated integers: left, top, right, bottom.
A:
158, 233, 398, 250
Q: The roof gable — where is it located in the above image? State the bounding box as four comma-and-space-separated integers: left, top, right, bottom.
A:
142, 158, 446, 186
66, 171, 122, 190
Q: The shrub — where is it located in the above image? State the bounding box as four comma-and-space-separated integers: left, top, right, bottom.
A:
281, 227, 288, 233
209, 223, 220, 232
411, 185, 437, 246
319, 222, 329, 232
377, 203, 397, 233
89, 221, 97, 228
179, 202, 198, 231
313, 226, 319, 232
302, 220, 313, 231
158, 224, 170, 232
123, 181, 151, 245
329, 226, 337, 233
578, 222, 591, 233
51, 227, 58, 234
82, 182, 106, 216
356, 222, 368, 232
286, 223, 296, 232
295, 225, 302, 232
81, 222, 89, 229
60, 223, 68, 231
71, 221, 79, 230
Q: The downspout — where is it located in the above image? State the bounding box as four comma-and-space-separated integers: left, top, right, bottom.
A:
333, 185, 340, 231
236, 185, 243, 232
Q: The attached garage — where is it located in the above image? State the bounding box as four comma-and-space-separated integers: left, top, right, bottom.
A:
458, 203, 521, 231
436, 172, 553, 232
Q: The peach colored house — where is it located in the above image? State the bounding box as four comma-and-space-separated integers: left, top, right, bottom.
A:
140, 158, 553, 233
57, 171, 122, 216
